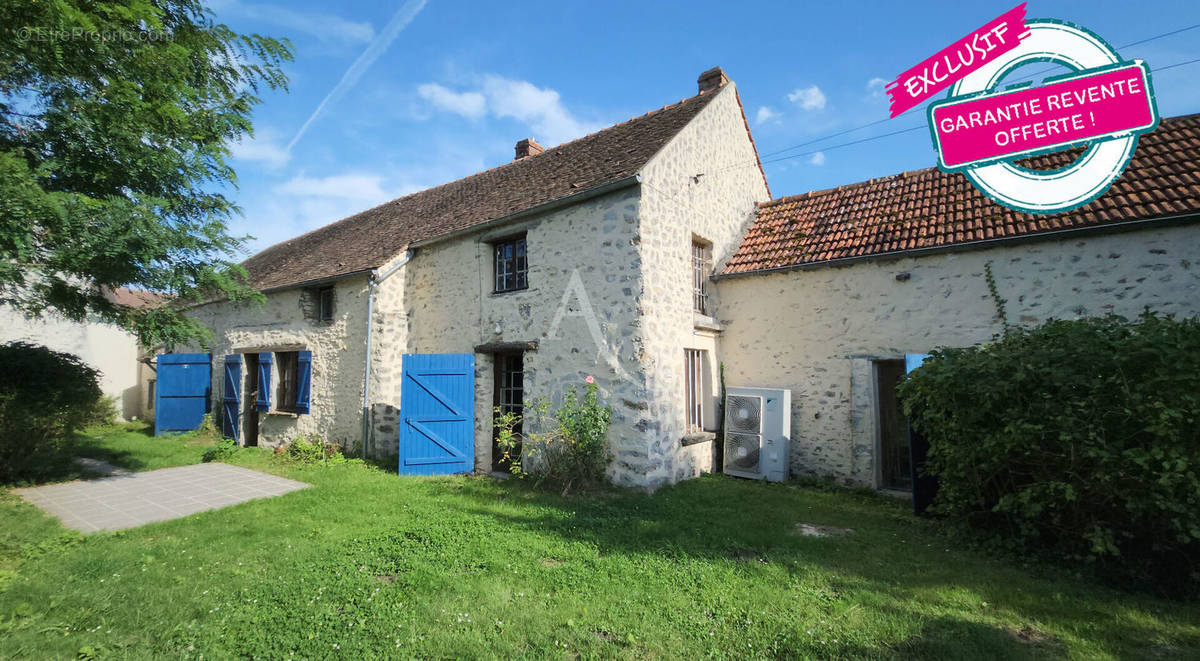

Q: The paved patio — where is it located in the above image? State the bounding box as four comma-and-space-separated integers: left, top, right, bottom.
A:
12, 463, 309, 533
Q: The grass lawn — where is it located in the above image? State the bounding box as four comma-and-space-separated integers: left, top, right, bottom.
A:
1, 426, 1197, 659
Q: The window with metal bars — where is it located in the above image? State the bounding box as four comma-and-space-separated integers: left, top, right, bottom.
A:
684, 349, 706, 432
276, 351, 298, 412
493, 235, 528, 293
692, 240, 711, 314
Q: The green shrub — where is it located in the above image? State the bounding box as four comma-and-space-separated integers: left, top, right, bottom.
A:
495, 381, 612, 494
0, 342, 103, 483
83, 395, 119, 427
201, 438, 239, 463
283, 434, 344, 466
898, 313, 1200, 596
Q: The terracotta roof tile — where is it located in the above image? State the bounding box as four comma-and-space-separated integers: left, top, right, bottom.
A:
724, 113, 1200, 275
243, 88, 724, 291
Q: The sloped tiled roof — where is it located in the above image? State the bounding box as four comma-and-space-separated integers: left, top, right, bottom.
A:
101, 286, 169, 310
243, 88, 726, 291
723, 113, 1200, 275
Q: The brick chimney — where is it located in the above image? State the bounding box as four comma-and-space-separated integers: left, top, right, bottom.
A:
697, 66, 729, 94
514, 138, 545, 160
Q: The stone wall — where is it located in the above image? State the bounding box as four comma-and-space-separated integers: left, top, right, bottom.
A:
183, 275, 371, 450
634, 82, 771, 487
398, 185, 652, 484
715, 222, 1200, 486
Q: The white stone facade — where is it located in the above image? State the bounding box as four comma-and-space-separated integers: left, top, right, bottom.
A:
183, 275, 371, 450
715, 222, 1200, 486
181, 83, 767, 489
180, 75, 1199, 491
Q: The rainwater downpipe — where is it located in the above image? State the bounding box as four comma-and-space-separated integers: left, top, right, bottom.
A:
361, 250, 414, 458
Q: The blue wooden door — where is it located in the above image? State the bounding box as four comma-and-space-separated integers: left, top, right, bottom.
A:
155, 353, 212, 436
398, 353, 475, 475
222, 354, 242, 442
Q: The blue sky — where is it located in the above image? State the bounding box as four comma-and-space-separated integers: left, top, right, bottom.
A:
210, 0, 1200, 255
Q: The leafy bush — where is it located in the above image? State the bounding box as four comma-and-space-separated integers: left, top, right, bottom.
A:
898, 313, 1200, 596
83, 395, 119, 427
201, 439, 239, 463
0, 342, 103, 482
495, 381, 612, 494
283, 434, 345, 466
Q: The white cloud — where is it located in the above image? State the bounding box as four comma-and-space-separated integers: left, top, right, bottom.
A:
480, 76, 600, 145
415, 74, 601, 146
755, 106, 780, 124
229, 3, 375, 46
809, 151, 826, 166
788, 85, 827, 111
275, 172, 391, 203
228, 128, 290, 168
866, 77, 887, 98
417, 83, 486, 120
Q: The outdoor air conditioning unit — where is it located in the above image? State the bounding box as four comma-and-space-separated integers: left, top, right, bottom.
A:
723, 387, 791, 482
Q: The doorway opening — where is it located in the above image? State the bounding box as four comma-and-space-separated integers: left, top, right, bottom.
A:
876, 359, 911, 490
492, 352, 524, 472
243, 353, 259, 447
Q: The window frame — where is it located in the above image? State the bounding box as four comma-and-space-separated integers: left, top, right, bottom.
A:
691, 240, 712, 315
493, 234, 529, 294
684, 348, 706, 433
317, 286, 334, 322
275, 351, 299, 412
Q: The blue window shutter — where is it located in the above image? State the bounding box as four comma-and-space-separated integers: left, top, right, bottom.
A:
256, 352, 273, 411
296, 350, 312, 414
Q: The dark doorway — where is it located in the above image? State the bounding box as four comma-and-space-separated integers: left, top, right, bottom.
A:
243, 353, 259, 447
492, 352, 524, 472
876, 359, 911, 490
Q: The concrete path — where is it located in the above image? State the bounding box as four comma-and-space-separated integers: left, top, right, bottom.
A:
13, 463, 309, 533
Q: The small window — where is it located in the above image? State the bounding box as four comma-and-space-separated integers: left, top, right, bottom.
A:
684, 349, 706, 432
276, 351, 299, 411
493, 235, 528, 293
692, 240, 712, 314
147, 379, 156, 409
317, 286, 334, 322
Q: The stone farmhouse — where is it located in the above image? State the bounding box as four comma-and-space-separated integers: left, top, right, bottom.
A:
181, 67, 1200, 491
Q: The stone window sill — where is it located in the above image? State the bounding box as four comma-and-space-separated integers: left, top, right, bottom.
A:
266, 411, 299, 418
681, 431, 716, 446
489, 287, 537, 298
693, 313, 723, 332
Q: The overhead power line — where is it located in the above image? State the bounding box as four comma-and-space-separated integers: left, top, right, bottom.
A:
741, 23, 1200, 169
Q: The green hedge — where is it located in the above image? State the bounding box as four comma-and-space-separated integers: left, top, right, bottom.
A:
898, 313, 1200, 596
0, 342, 104, 483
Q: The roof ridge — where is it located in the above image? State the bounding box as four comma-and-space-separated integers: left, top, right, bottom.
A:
246, 91, 718, 262
755, 112, 1200, 211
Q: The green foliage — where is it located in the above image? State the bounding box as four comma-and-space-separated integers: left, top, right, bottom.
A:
0, 342, 102, 482
282, 434, 345, 466
2, 425, 1199, 659
83, 395, 118, 428
0, 0, 293, 346
899, 312, 1200, 595
201, 438, 239, 463
494, 382, 612, 493
191, 413, 221, 445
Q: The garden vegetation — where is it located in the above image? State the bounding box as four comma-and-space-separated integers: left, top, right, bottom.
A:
900, 312, 1200, 596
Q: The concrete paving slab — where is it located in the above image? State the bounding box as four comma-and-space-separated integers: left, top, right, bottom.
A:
12, 463, 309, 533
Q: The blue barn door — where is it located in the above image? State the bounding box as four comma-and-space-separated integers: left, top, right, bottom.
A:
155, 353, 212, 436
398, 353, 475, 475
222, 354, 242, 442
